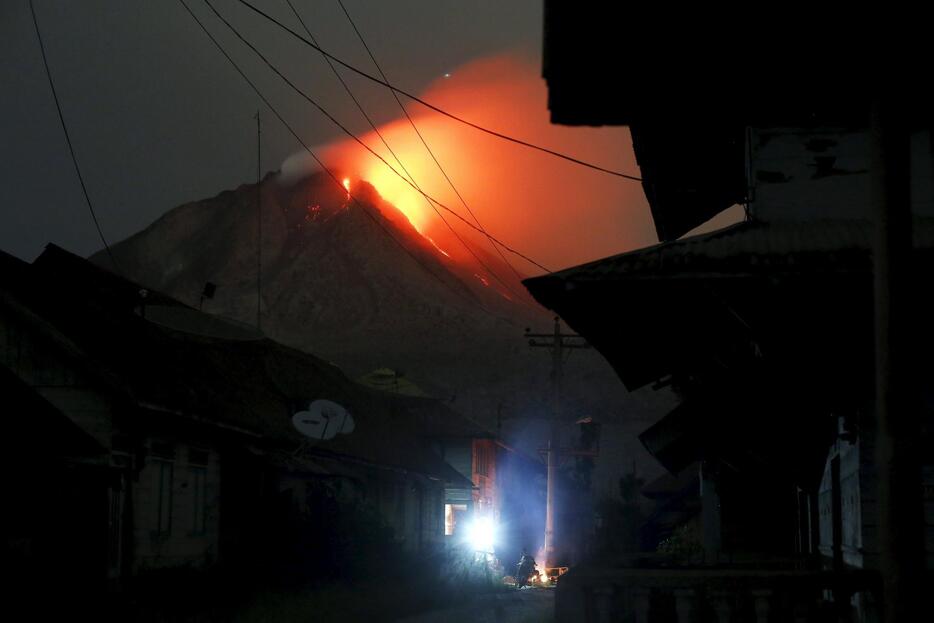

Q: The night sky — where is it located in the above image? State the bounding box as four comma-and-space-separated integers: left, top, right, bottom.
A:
1, 1, 741, 270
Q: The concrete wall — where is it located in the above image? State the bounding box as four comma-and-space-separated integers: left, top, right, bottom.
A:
819, 417, 934, 571
132, 440, 221, 572
819, 435, 863, 568
749, 128, 934, 222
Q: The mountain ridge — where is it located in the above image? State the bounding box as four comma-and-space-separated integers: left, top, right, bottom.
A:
90, 170, 673, 493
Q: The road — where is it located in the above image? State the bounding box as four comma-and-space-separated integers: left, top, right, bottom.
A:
396, 586, 554, 623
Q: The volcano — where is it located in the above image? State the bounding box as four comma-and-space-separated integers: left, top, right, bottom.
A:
91, 170, 671, 493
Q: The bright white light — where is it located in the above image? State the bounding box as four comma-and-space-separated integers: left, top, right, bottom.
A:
465, 516, 496, 552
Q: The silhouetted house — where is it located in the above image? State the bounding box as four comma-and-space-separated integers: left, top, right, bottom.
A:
530, 6, 932, 620
528, 202, 934, 620
1, 245, 469, 592
356, 368, 500, 537
353, 367, 549, 569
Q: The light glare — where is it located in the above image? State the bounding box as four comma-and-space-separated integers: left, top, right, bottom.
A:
465, 515, 496, 552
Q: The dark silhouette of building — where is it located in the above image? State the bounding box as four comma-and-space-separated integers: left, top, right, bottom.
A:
1, 244, 471, 596
526, 5, 932, 620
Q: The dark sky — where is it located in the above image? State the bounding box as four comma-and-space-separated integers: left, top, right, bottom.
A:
3, 1, 744, 270
1, 0, 549, 262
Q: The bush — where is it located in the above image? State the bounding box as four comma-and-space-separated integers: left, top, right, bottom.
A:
266, 479, 401, 583
656, 524, 704, 565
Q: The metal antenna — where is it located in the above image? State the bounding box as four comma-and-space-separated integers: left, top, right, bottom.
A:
255, 110, 262, 331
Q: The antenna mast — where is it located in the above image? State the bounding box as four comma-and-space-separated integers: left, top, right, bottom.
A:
255, 110, 262, 331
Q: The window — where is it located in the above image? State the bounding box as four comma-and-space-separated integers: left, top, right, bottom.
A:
445, 503, 468, 536
190, 466, 207, 535
154, 460, 173, 535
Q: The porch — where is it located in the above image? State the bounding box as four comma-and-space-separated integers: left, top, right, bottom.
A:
556, 564, 880, 623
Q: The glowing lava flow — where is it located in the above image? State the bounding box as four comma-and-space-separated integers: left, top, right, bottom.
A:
360, 161, 430, 234
345, 169, 451, 258
425, 235, 451, 258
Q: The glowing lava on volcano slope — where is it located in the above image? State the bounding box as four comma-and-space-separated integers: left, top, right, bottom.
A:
335, 173, 452, 258
283, 53, 655, 274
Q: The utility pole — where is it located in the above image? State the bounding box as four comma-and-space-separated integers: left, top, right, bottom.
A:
255, 110, 262, 332
525, 317, 589, 568
871, 97, 923, 623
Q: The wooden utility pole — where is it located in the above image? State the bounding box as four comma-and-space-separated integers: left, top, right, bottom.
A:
255, 110, 262, 332
871, 97, 924, 623
526, 317, 589, 568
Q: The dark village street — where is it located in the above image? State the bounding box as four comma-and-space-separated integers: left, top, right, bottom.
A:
397, 587, 553, 623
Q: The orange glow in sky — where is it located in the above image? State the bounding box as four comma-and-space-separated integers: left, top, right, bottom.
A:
287, 53, 664, 273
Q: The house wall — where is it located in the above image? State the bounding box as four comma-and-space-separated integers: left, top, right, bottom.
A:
472, 439, 497, 518
438, 439, 474, 536
819, 435, 863, 568
749, 127, 934, 222
132, 439, 222, 572
441, 440, 472, 482
405, 476, 445, 552
341, 467, 446, 553
392, 473, 444, 552
819, 416, 934, 571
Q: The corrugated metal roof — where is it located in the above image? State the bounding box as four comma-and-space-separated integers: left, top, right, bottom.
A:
385, 394, 495, 440
526, 218, 934, 288
3, 245, 471, 486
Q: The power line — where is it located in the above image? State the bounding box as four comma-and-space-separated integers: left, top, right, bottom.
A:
234, 0, 642, 183
335, 0, 526, 284
29, 0, 119, 272
205, 0, 551, 274
284, 0, 402, 182
178, 0, 513, 325
285, 0, 532, 304
209, 0, 549, 274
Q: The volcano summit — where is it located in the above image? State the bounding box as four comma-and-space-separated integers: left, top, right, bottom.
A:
91, 170, 669, 493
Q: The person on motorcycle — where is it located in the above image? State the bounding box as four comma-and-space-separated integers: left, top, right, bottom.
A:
515, 550, 536, 588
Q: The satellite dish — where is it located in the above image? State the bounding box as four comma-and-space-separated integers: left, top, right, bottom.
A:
292, 399, 355, 440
